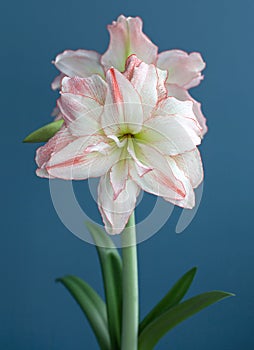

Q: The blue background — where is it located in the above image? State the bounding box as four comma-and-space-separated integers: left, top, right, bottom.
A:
1, 0, 253, 349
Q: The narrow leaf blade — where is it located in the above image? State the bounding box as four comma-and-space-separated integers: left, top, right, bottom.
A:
57, 275, 111, 350
139, 267, 197, 333
138, 291, 234, 350
86, 221, 122, 349
23, 119, 64, 143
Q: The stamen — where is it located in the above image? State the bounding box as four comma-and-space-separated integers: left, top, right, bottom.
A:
108, 134, 127, 148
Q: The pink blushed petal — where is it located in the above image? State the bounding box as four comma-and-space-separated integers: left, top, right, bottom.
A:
164, 157, 195, 209
129, 142, 186, 201
102, 68, 143, 135
98, 173, 140, 234
166, 84, 207, 136
154, 97, 202, 143
54, 49, 104, 78
124, 55, 167, 120
172, 148, 203, 188
46, 137, 121, 180
101, 15, 158, 72
157, 50, 205, 89
36, 126, 76, 178
62, 76, 107, 105
192, 99, 208, 137
51, 73, 65, 90
58, 93, 102, 137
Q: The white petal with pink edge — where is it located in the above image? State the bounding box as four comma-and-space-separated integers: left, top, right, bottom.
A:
102, 68, 143, 135
124, 55, 167, 120
36, 126, 75, 178
110, 159, 129, 199
98, 172, 140, 234
58, 93, 102, 137
163, 157, 195, 209
46, 137, 121, 180
129, 142, 186, 201
62, 76, 107, 105
166, 84, 207, 136
154, 97, 202, 143
141, 115, 200, 156
101, 15, 158, 72
172, 148, 203, 188
157, 50, 205, 89
54, 50, 104, 78
51, 73, 65, 90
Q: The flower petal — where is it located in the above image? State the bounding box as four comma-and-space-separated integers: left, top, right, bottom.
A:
129, 141, 186, 201
46, 136, 121, 180
36, 126, 76, 178
110, 159, 129, 199
54, 49, 104, 78
102, 68, 143, 135
164, 157, 195, 209
98, 172, 139, 234
157, 50, 205, 88
172, 148, 203, 188
167, 83, 207, 136
153, 97, 202, 144
58, 81, 103, 136
141, 115, 200, 156
124, 55, 167, 120
51, 73, 65, 90
101, 15, 158, 72
62, 75, 107, 105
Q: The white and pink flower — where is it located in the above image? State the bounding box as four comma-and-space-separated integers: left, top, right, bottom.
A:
52, 15, 207, 135
37, 56, 203, 234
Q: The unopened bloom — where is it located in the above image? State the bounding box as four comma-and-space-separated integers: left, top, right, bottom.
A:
37, 56, 203, 234
52, 15, 207, 135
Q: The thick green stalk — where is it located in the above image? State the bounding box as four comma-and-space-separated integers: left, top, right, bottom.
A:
121, 212, 139, 350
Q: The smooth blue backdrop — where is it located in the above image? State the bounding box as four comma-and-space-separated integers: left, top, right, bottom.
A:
1, 0, 253, 349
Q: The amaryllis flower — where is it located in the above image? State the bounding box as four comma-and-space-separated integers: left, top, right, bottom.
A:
52, 15, 207, 135
37, 56, 203, 234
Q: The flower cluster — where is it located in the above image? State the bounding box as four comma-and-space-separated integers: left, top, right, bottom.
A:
36, 15, 206, 234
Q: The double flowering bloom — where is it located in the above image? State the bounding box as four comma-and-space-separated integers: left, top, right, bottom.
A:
36, 15, 207, 234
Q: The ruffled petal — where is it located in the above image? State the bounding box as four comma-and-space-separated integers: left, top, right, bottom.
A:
157, 50, 205, 88
101, 15, 158, 72
58, 77, 105, 136
167, 84, 207, 136
98, 172, 139, 234
102, 68, 143, 135
141, 116, 200, 156
164, 157, 195, 209
54, 50, 104, 78
129, 141, 186, 201
153, 97, 202, 144
62, 75, 107, 105
172, 148, 203, 188
46, 136, 121, 180
36, 126, 76, 178
124, 55, 167, 120
51, 73, 65, 90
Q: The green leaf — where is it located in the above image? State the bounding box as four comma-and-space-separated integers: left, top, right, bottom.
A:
23, 119, 64, 143
138, 291, 234, 350
139, 267, 197, 333
85, 221, 122, 350
57, 275, 111, 350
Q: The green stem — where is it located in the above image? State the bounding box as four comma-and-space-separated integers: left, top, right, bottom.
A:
121, 212, 139, 350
